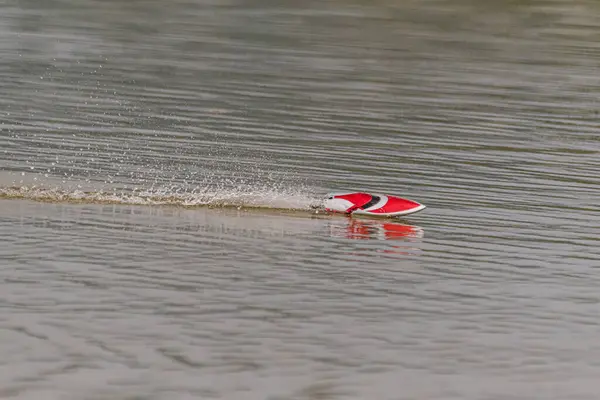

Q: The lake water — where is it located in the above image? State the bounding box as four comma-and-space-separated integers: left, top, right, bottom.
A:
1, 0, 600, 399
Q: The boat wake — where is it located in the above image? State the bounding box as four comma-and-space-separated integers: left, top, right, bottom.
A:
0, 185, 323, 211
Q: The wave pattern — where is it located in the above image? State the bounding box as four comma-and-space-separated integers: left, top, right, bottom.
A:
2, 0, 600, 399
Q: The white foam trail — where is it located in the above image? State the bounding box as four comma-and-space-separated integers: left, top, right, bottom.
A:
0, 185, 323, 210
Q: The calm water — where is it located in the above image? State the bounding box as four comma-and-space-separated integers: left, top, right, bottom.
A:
1, 0, 600, 399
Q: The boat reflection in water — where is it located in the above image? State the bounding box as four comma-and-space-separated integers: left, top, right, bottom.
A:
329, 218, 424, 240
327, 217, 424, 258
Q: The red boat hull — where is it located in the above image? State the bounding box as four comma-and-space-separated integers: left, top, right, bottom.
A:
324, 192, 426, 217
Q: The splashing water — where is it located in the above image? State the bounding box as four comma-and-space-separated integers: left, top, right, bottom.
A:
2, 129, 325, 211
0, 184, 323, 211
